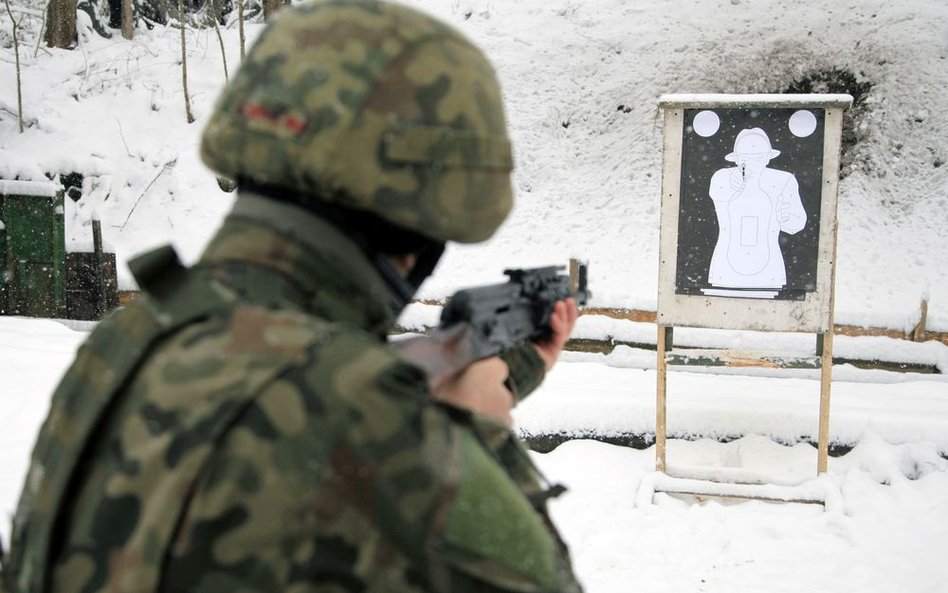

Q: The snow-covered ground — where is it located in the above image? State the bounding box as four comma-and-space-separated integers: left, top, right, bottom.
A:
3, 0, 948, 591
2, 316, 947, 593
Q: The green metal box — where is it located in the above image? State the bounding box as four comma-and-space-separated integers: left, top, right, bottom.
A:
0, 180, 67, 318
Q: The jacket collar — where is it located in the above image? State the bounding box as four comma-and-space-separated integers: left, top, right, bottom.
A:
199, 190, 395, 338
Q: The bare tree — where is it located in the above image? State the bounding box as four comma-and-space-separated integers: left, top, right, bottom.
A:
45, 0, 76, 48
208, 0, 227, 80
237, 0, 245, 58
178, 0, 194, 123
3, 0, 24, 132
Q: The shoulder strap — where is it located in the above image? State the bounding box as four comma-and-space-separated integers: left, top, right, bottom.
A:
3, 246, 237, 593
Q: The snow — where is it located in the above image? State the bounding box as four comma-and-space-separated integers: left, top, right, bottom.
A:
658, 93, 855, 107
2, 0, 948, 591
515, 353, 948, 449
2, 316, 947, 593
536, 438, 948, 593
0, 179, 62, 197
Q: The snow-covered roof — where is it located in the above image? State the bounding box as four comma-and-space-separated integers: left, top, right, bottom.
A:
658, 94, 854, 108
0, 180, 62, 198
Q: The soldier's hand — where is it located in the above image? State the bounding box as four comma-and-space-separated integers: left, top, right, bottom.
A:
534, 298, 578, 372
434, 357, 514, 427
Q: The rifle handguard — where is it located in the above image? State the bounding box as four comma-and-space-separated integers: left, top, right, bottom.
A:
394, 264, 590, 393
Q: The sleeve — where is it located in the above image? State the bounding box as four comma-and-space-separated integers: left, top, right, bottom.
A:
501, 343, 547, 403
330, 336, 581, 593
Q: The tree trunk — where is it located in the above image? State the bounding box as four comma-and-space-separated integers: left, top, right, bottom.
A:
3, 0, 24, 132
178, 0, 194, 123
262, 0, 288, 21
208, 0, 227, 80
121, 0, 133, 39
237, 0, 245, 58
45, 0, 77, 48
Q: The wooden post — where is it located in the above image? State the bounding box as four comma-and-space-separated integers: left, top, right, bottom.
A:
568, 258, 579, 292
912, 299, 928, 342
0, 221, 7, 314
817, 329, 833, 474
817, 222, 839, 475
92, 219, 106, 318
53, 190, 66, 317
656, 324, 671, 472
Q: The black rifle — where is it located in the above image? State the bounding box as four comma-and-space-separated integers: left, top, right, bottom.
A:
395, 264, 590, 392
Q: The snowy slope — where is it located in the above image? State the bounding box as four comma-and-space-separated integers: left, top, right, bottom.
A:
2, 0, 946, 332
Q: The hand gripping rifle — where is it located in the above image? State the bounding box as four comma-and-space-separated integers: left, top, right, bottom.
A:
394, 264, 590, 393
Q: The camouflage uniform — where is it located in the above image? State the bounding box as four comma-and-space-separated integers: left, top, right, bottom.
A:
2, 0, 579, 593
2, 192, 581, 593
2, 1, 583, 591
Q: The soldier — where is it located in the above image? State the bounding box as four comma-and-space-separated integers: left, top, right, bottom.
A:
1, 1, 583, 592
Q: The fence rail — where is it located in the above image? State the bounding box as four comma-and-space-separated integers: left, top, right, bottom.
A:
118, 291, 946, 350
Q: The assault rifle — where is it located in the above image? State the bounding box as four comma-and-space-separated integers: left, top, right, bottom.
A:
394, 264, 590, 392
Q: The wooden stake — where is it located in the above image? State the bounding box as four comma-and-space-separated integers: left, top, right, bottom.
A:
912, 299, 928, 342
817, 330, 833, 474
92, 219, 106, 318
817, 222, 839, 475
656, 324, 670, 472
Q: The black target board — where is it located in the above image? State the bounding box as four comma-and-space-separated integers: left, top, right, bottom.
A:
675, 108, 825, 301
657, 95, 850, 332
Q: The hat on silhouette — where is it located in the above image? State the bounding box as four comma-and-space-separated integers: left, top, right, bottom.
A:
725, 128, 781, 162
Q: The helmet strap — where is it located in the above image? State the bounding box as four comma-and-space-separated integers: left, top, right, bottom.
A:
373, 241, 445, 315
373, 254, 417, 315
238, 180, 445, 316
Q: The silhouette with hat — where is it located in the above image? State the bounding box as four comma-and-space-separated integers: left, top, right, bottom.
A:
703, 127, 807, 298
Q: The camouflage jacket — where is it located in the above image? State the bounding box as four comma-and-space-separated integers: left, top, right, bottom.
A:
3, 192, 582, 593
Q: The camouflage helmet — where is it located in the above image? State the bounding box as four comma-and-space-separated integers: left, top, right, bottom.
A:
201, 0, 514, 244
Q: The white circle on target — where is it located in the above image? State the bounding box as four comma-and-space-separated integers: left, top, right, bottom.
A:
789, 110, 817, 137
692, 110, 720, 137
